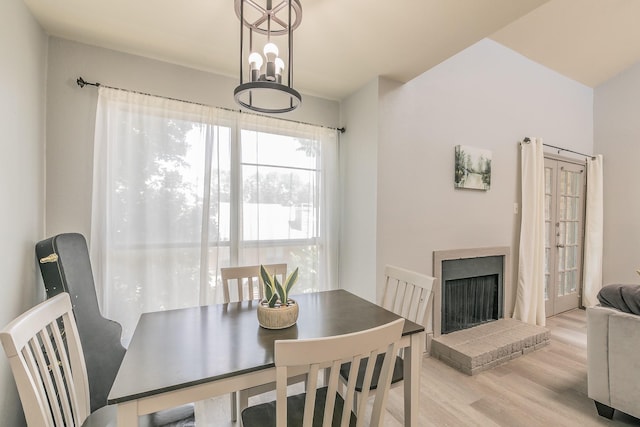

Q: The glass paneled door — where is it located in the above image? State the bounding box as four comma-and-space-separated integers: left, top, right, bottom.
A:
544, 158, 585, 316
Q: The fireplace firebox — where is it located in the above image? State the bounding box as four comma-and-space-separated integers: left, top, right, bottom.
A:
441, 257, 503, 334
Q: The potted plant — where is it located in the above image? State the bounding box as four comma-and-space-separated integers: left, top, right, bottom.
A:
257, 264, 299, 329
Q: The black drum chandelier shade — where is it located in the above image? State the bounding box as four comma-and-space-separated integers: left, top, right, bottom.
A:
234, 0, 303, 114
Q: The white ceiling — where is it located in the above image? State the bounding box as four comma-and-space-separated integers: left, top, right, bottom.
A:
22, 0, 640, 100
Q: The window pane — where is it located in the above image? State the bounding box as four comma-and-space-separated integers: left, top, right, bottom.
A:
241, 130, 318, 170
545, 195, 551, 220
545, 247, 550, 274
242, 165, 317, 241
570, 197, 579, 220
570, 171, 579, 195
240, 130, 320, 242
557, 272, 565, 296
544, 274, 549, 300
567, 221, 574, 245
557, 247, 565, 273
545, 221, 550, 247
545, 167, 552, 193
569, 270, 577, 293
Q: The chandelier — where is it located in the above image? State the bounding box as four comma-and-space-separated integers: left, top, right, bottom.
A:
234, 0, 302, 114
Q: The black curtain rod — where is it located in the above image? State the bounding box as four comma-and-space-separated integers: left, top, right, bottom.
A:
522, 137, 594, 159
76, 77, 346, 134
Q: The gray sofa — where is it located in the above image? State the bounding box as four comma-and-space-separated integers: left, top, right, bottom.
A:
587, 304, 640, 419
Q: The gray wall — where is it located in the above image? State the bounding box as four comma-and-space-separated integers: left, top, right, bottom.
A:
595, 62, 640, 285
45, 37, 340, 239
0, 0, 47, 425
340, 39, 594, 311
338, 79, 382, 302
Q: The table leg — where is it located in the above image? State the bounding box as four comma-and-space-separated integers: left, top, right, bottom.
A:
117, 401, 139, 426
404, 332, 424, 427
239, 389, 249, 424
231, 391, 238, 422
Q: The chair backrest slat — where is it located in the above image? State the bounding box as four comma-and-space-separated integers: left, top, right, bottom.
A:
38, 325, 70, 426
22, 341, 56, 426
369, 344, 398, 426
274, 318, 404, 427
221, 263, 287, 303
1, 293, 91, 427
382, 265, 436, 331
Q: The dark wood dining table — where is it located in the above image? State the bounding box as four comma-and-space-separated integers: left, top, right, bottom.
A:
108, 289, 425, 426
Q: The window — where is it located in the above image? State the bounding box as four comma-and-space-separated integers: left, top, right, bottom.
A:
91, 88, 339, 340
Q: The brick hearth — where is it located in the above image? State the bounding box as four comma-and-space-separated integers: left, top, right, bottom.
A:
430, 318, 550, 375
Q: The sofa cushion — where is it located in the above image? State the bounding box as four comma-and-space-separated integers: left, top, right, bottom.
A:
597, 284, 640, 315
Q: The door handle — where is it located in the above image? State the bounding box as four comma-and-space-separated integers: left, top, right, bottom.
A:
556, 244, 565, 248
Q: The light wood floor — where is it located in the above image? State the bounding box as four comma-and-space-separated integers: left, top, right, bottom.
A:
197, 309, 640, 426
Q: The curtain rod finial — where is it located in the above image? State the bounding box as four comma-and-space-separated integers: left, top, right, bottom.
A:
76, 77, 100, 88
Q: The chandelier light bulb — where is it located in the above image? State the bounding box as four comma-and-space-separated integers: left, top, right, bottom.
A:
264, 42, 279, 81
248, 52, 263, 69
263, 42, 279, 61
274, 57, 285, 83
248, 52, 263, 81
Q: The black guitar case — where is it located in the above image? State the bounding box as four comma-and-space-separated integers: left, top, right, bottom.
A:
36, 233, 196, 425
35, 233, 126, 413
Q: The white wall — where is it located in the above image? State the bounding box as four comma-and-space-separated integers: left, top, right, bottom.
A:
0, 1, 47, 425
45, 38, 340, 239
595, 62, 640, 285
340, 39, 593, 311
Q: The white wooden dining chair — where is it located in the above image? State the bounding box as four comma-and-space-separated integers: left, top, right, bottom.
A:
220, 263, 288, 422
221, 263, 287, 303
0, 293, 115, 427
241, 318, 405, 427
339, 264, 435, 413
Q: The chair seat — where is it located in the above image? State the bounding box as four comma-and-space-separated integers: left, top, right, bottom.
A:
80, 404, 196, 427
80, 405, 117, 427
339, 354, 404, 392
241, 386, 357, 427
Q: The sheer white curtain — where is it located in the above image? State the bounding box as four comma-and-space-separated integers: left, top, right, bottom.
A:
514, 138, 546, 326
91, 87, 234, 341
582, 155, 604, 307
91, 87, 340, 345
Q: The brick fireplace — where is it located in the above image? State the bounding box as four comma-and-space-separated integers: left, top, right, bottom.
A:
431, 247, 549, 375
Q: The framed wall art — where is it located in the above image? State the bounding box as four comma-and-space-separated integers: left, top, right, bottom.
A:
454, 145, 492, 191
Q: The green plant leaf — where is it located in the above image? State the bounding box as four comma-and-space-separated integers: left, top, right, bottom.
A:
264, 284, 275, 305
274, 275, 287, 305
266, 292, 278, 308
260, 265, 273, 288
284, 268, 299, 297
260, 265, 276, 305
